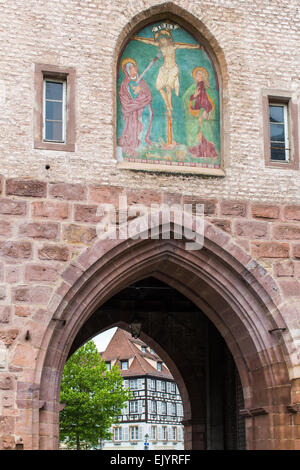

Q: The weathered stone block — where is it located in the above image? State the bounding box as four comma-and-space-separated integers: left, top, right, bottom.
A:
25, 264, 59, 282
0, 241, 32, 261
235, 221, 268, 239
12, 286, 52, 304
0, 374, 14, 390
251, 241, 290, 258
284, 205, 300, 221
49, 183, 86, 201
0, 306, 10, 324
89, 185, 123, 205
19, 222, 59, 240
0, 199, 27, 216
0, 347, 7, 368
220, 200, 247, 217
273, 224, 300, 240
292, 244, 300, 258
1, 434, 16, 450
251, 204, 280, 220
6, 179, 47, 198
5, 265, 21, 284
11, 344, 36, 367
183, 196, 217, 216
0, 329, 18, 347
38, 244, 69, 261
278, 279, 300, 297
14, 306, 32, 317
32, 201, 69, 220
0, 221, 12, 237
63, 224, 97, 244
274, 260, 294, 277
74, 204, 103, 223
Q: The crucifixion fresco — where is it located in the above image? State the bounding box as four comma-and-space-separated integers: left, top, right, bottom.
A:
116, 22, 221, 171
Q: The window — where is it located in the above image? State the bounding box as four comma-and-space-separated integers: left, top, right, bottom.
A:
157, 361, 162, 372
150, 348, 155, 355
151, 426, 157, 441
171, 427, 177, 441
130, 426, 139, 441
43, 79, 66, 143
130, 379, 137, 390
170, 403, 176, 416
121, 360, 128, 370
34, 64, 75, 151
141, 346, 147, 353
269, 103, 289, 161
162, 426, 167, 441
106, 361, 111, 371
114, 427, 122, 441
170, 383, 176, 394
149, 379, 156, 390
161, 381, 166, 392
150, 400, 157, 414
263, 92, 299, 169
129, 401, 138, 414
161, 402, 167, 415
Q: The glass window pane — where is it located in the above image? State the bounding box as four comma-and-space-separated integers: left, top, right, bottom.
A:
46, 81, 63, 100
271, 142, 286, 161
269, 105, 284, 123
45, 121, 63, 141
270, 123, 285, 142
46, 100, 63, 120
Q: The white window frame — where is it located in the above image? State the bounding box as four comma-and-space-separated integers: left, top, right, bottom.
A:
114, 427, 122, 441
162, 426, 168, 441
151, 425, 157, 441
161, 401, 167, 415
43, 78, 66, 143
121, 360, 128, 370
130, 426, 139, 441
129, 400, 138, 414
157, 361, 162, 371
130, 379, 137, 390
269, 102, 290, 162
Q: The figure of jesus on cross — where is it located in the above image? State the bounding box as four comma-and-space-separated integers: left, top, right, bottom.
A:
133, 28, 202, 147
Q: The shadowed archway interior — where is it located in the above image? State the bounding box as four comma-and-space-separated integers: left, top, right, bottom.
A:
69, 277, 246, 450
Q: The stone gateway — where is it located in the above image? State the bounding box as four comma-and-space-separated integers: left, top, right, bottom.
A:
0, 0, 299, 451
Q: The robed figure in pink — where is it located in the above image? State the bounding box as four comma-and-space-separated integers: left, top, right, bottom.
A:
118, 58, 153, 157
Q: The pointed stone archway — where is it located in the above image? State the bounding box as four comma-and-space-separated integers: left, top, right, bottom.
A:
32, 217, 294, 450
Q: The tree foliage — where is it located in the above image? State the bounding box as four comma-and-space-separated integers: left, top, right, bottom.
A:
59, 340, 131, 449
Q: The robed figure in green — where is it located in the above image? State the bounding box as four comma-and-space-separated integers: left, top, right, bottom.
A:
183, 67, 219, 158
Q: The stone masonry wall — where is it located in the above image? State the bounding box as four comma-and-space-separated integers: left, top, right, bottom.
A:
0, 0, 298, 201
0, 0, 299, 450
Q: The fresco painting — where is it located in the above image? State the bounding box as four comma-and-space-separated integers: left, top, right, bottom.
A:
117, 22, 221, 171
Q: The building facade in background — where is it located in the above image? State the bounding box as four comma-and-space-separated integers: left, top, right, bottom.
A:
101, 328, 184, 450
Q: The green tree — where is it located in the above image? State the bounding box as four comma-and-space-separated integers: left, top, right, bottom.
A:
59, 340, 131, 450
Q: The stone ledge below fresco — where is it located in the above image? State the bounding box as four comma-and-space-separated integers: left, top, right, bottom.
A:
116, 161, 225, 176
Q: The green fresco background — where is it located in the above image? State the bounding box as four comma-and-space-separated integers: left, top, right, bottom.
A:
117, 22, 220, 164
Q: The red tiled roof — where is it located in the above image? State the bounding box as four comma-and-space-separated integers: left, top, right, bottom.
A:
101, 328, 173, 380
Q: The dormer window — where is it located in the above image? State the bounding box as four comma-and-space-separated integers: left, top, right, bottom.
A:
121, 360, 128, 370
157, 361, 162, 372
141, 346, 147, 353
